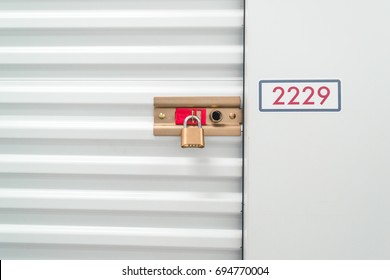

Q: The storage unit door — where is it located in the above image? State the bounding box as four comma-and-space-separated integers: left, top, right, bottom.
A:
0, 0, 244, 259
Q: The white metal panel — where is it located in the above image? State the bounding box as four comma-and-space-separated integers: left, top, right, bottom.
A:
0, 46, 242, 64
244, 0, 390, 259
0, 10, 243, 28
0, 225, 241, 249
0, 189, 241, 213
0, 0, 244, 259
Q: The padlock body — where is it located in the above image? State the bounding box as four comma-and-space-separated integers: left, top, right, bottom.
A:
181, 127, 205, 148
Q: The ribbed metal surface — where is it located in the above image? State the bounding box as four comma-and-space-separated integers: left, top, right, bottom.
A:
0, 0, 243, 259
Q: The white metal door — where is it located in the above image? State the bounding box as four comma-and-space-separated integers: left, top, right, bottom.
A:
0, 0, 244, 259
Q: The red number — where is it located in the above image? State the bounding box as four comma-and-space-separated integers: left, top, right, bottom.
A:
318, 86, 330, 105
287, 86, 300, 105
272, 86, 285, 105
271, 84, 331, 107
302, 86, 315, 105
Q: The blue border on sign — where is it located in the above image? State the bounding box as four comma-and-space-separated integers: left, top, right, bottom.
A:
259, 79, 341, 112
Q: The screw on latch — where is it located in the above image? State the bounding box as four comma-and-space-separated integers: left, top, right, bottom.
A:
229, 113, 237, 120
158, 112, 166, 119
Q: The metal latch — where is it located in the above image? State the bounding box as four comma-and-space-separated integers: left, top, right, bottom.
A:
154, 96, 242, 148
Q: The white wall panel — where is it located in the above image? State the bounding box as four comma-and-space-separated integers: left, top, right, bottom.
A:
0, 0, 244, 259
244, 0, 389, 259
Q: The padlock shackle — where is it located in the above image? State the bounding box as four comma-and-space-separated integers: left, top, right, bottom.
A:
183, 115, 202, 128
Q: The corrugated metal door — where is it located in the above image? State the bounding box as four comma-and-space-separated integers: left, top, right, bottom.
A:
0, 0, 243, 259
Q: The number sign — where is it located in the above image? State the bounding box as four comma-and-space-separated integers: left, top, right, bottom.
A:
259, 80, 341, 112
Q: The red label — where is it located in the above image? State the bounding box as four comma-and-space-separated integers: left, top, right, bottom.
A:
175, 108, 206, 125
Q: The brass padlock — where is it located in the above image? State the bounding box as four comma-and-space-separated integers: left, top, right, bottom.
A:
181, 115, 205, 148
